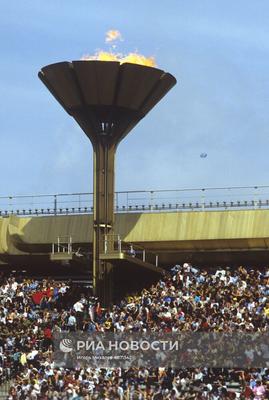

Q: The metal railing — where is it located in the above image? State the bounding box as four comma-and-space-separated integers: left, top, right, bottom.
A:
102, 234, 159, 267
0, 185, 269, 216
51, 236, 73, 255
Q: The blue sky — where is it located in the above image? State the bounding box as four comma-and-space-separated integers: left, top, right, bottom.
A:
0, 0, 268, 196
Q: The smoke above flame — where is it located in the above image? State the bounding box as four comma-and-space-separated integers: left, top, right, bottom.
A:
105, 30, 122, 43
81, 30, 156, 67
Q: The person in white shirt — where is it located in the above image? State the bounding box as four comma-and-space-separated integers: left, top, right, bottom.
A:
73, 300, 84, 329
73, 300, 84, 313
67, 314, 77, 331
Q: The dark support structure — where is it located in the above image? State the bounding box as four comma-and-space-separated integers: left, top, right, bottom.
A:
39, 60, 176, 306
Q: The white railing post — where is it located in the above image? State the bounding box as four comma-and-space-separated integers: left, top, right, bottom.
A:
104, 234, 108, 254
118, 235, 122, 252
254, 186, 258, 209
143, 249, 146, 262
54, 195, 57, 215
150, 190, 154, 212
155, 254, 159, 267
115, 192, 119, 211
69, 236, 72, 253
201, 189, 205, 211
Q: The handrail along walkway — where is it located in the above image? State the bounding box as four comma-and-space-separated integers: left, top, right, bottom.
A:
0, 185, 269, 216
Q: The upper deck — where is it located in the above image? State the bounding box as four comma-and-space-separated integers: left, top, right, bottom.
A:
0, 186, 269, 267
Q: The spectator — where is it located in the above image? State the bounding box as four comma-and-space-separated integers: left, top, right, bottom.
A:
0, 264, 268, 398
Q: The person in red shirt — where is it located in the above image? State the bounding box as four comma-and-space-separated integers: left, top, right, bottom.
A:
43, 325, 52, 350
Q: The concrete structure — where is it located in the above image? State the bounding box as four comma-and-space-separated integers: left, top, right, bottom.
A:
1, 209, 269, 268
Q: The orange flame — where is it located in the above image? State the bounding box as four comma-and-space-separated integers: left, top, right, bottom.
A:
81, 29, 157, 67
82, 51, 156, 67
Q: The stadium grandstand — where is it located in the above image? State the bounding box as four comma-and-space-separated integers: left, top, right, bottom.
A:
0, 186, 268, 398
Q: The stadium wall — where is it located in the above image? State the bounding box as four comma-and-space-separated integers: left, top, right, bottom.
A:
0, 209, 269, 257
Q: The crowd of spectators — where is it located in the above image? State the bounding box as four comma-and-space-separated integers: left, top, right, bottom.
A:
0, 263, 268, 399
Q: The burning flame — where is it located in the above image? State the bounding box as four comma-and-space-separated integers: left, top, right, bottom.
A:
82, 51, 156, 67
105, 30, 122, 43
81, 30, 157, 67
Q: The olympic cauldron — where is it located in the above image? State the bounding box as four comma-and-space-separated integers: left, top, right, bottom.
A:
39, 60, 176, 306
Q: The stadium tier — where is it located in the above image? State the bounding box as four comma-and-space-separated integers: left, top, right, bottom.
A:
1, 208, 269, 268
0, 263, 268, 398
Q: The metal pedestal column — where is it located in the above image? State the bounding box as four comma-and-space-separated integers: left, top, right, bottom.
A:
92, 141, 115, 307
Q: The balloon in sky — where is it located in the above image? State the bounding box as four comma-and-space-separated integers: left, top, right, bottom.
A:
200, 153, 207, 158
